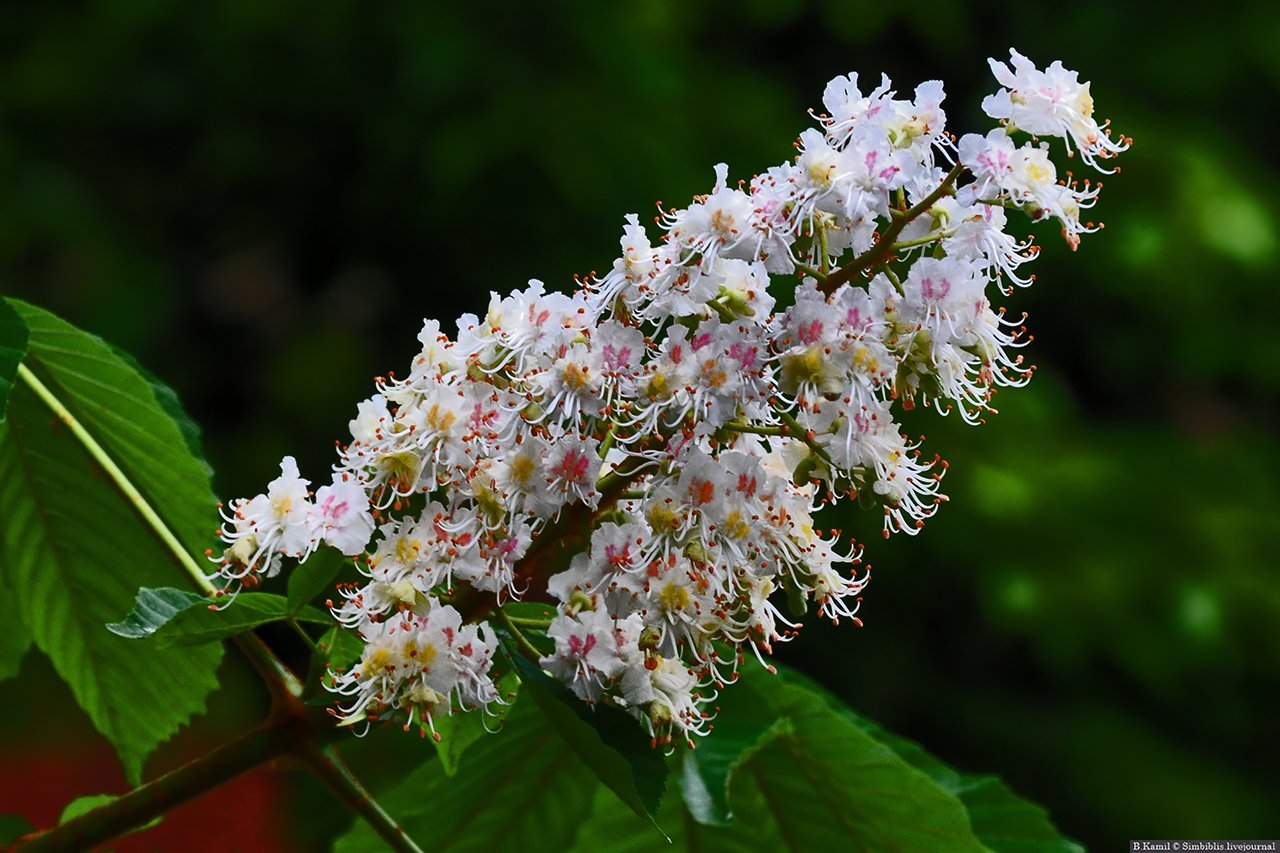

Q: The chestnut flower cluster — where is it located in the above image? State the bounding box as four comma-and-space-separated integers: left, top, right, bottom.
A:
213, 50, 1126, 746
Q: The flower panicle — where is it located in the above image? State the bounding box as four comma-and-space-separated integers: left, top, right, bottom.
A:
211, 50, 1125, 746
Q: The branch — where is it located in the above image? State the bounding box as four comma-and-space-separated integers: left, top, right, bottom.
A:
296, 744, 426, 853
819, 162, 965, 294
15, 709, 321, 851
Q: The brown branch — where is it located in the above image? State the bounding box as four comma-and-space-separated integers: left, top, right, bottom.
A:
819, 162, 965, 295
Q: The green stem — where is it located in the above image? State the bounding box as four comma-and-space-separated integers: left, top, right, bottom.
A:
776, 408, 836, 467
792, 261, 827, 282
817, 223, 830, 275
598, 425, 616, 460
892, 227, 957, 251
503, 614, 555, 629
709, 298, 736, 323
297, 744, 426, 853
723, 421, 784, 437
287, 617, 319, 652
496, 608, 544, 661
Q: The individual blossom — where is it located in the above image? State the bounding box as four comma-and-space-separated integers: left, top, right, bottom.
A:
217, 456, 316, 582
983, 48, 1129, 171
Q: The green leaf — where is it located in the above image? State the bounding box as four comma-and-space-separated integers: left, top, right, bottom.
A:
771, 666, 1083, 852
334, 701, 596, 853
849, 716, 1084, 853
572, 775, 786, 853
505, 645, 668, 826
152, 592, 329, 646
109, 588, 329, 646
735, 669, 986, 851
321, 624, 367, 669
0, 572, 32, 681
286, 549, 350, 614
501, 601, 557, 622
677, 671, 794, 826
578, 663, 987, 851
106, 587, 207, 639
59, 793, 162, 836
430, 709, 493, 778
583, 666, 1090, 850
0, 300, 223, 783
0, 297, 28, 422
106, 344, 211, 476
433, 672, 520, 776
0, 814, 33, 845
498, 602, 557, 655
304, 624, 366, 703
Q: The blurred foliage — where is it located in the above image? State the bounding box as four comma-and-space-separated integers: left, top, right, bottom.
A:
2, 0, 1277, 848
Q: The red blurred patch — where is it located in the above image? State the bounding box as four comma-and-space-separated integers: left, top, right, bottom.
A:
1, 741, 295, 851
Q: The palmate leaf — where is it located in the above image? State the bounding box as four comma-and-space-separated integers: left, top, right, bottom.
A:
335, 700, 597, 853
329, 636, 1075, 851
0, 299, 223, 784
505, 644, 668, 825
153, 593, 330, 645
432, 672, 520, 776
712, 669, 984, 851
105, 587, 208, 639
676, 669, 794, 827
577, 663, 1081, 852
771, 666, 1084, 853
849, 715, 1085, 853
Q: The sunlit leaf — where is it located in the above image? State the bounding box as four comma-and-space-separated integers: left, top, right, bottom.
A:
109, 587, 328, 647
0, 301, 222, 783
106, 587, 206, 639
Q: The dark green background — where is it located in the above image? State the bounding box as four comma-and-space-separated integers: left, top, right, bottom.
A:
3, 1, 1277, 849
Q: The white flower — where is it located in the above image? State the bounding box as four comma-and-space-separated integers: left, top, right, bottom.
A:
217, 456, 316, 582
328, 603, 501, 735
221, 52, 1127, 744
665, 163, 756, 267
959, 129, 1100, 248
543, 434, 601, 508
622, 655, 707, 743
542, 607, 642, 703
311, 478, 374, 556
983, 49, 1128, 171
